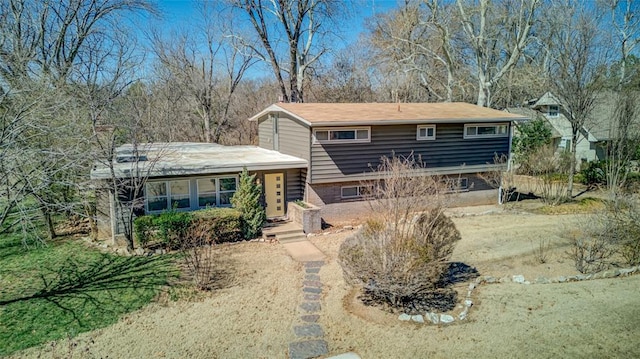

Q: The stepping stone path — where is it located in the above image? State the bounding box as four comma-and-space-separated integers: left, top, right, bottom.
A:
289, 260, 329, 359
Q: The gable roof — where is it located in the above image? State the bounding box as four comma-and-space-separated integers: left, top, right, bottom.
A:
249, 102, 527, 126
532, 92, 561, 108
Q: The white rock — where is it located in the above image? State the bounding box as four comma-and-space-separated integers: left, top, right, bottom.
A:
464, 299, 473, 307
398, 313, 411, 321
427, 312, 439, 324
468, 283, 476, 290
343, 225, 354, 230
458, 309, 468, 320
440, 314, 455, 324
512, 275, 526, 284
411, 315, 425, 323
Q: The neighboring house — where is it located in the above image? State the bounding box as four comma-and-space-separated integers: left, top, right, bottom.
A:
507, 92, 598, 166
249, 102, 526, 206
92, 102, 527, 240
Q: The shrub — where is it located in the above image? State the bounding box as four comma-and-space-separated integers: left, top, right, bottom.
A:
339, 210, 461, 313
192, 207, 243, 243
133, 215, 155, 247
569, 229, 615, 274
338, 155, 462, 313
181, 221, 216, 290
579, 160, 606, 187
155, 210, 193, 249
231, 168, 266, 239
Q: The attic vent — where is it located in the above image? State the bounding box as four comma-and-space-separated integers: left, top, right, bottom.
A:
116, 155, 148, 163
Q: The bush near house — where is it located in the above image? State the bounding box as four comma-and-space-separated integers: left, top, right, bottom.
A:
134, 208, 242, 248
231, 168, 266, 240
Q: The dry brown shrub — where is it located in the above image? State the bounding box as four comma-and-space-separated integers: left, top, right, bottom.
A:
338, 155, 462, 313
181, 221, 216, 290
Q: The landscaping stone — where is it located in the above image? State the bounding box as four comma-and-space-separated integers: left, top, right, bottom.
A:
305, 274, 320, 281
303, 280, 322, 288
459, 309, 468, 321
398, 313, 411, 321
304, 294, 320, 301
464, 299, 473, 307
300, 302, 321, 313
536, 276, 550, 284
440, 314, 455, 324
427, 312, 439, 324
468, 283, 475, 290
512, 275, 525, 284
411, 315, 424, 323
300, 315, 319, 323
304, 261, 325, 268
306, 267, 320, 274
485, 276, 497, 283
289, 340, 328, 359
343, 225, 354, 230
557, 276, 567, 283
294, 324, 324, 338
303, 287, 322, 294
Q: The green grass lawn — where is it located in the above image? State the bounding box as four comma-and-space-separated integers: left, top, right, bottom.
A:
0, 234, 178, 356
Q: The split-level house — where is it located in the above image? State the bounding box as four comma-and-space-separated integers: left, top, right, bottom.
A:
92, 102, 526, 240
249, 102, 526, 209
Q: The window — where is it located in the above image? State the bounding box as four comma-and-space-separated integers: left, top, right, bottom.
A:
145, 180, 191, 212
464, 124, 509, 138
313, 127, 370, 144
417, 125, 436, 140
444, 178, 469, 193
197, 176, 238, 208
341, 185, 372, 199
548, 105, 559, 117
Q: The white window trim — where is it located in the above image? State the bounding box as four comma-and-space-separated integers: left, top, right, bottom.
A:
313, 127, 371, 144
464, 123, 509, 139
145, 180, 192, 213
196, 176, 239, 209
416, 124, 436, 141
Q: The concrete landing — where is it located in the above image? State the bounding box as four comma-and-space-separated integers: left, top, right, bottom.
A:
282, 241, 326, 262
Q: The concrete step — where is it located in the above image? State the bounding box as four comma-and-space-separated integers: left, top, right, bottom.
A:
278, 233, 307, 243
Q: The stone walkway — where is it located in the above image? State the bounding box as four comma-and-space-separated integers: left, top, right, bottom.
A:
288, 260, 329, 359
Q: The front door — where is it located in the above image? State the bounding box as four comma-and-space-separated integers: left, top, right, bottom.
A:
264, 173, 285, 218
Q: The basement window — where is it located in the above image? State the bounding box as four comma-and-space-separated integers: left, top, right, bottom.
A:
341, 185, 373, 199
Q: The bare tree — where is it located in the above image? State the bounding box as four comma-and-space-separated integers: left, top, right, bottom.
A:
605, 91, 640, 196
456, 0, 541, 107
600, 0, 640, 90
231, 0, 345, 103
550, 2, 607, 197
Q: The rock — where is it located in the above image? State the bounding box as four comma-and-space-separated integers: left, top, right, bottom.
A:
326, 353, 362, 359
155, 249, 163, 255
343, 225, 354, 230
134, 248, 145, 256
499, 276, 511, 283
439, 314, 455, 324
303, 287, 322, 294
398, 313, 411, 321
557, 276, 567, 283
485, 276, 497, 284
306, 267, 320, 274
289, 340, 328, 359
536, 276, 550, 284
307, 233, 316, 237
294, 324, 324, 338
300, 315, 320, 323
458, 309, 468, 321
464, 299, 473, 307
300, 302, 321, 313
468, 283, 476, 291
305, 274, 321, 281
303, 280, 323, 288
323, 232, 331, 236
512, 275, 526, 284
304, 261, 325, 268
411, 315, 424, 323
619, 268, 635, 276
427, 312, 439, 324
304, 294, 320, 301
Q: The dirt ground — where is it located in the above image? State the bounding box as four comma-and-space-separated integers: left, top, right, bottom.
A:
16, 206, 640, 358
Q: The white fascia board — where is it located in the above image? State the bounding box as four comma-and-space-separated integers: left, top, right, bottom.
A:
309, 118, 525, 127
247, 104, 312, 126
91, 160, 308, 180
